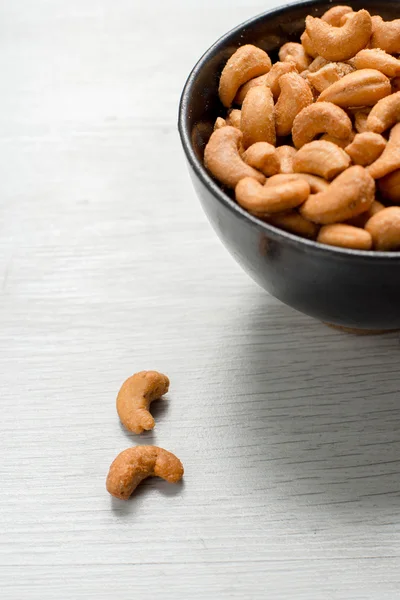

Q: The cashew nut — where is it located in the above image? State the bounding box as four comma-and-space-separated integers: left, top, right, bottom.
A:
347, 200, 385, 228
320, 132, 355, 149
318, 69, 391, 107
321, 5, 354, 27
305, 9, 372, 61
279, 42, 311, 73
241, 86, 275, 148
214, 117, 226, 131
265, 173, 329, 194
264, 61, 298, 100
275, 72, 313, 137
219, 45, 272, 107
243, 142, 280, 177
368, 123, 400, 179
353, 49, 400, 78
365, 207, 400, 250
345, 132, 387, 166
266, 211, 319, 239
116, 371, 169, 434
235, 176, 310, 215
308, 56, 330, 73
106, 446, 184, 500
204, 126, 265, 188
307, 62, 354, 93
226, 109, 241, 129
366, 92, 400, 134
292, 102, 352, 149
275, 145, 297, 174
317, 224, 372, 250
352, 108, 371, 133
234, 74, 268, 105
300, 165, 375, 224
378, 169, 400, 204
293, 140, 351, 180
370, 16, 400, 55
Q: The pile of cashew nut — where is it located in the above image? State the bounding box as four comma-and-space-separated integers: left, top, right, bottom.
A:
204, 6, 400, 251
106, 371, 184, 500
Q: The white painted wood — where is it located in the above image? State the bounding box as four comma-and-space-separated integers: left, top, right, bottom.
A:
1, 1, 400, 598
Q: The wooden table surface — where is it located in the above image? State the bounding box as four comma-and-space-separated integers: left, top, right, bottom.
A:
1, 1, 400, 598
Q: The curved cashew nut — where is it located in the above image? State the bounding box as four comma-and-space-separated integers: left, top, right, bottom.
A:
371, 16, 400, 55
275, 145, 297, 174
300, 166, 375, 224
308, 56, 329, 73
279, 42, 311, 73
293, 140, 351, 180
218, 45, 272, 107
352, 108, 371, 134
264, 173, 329, 194
378, 169, 400, 204
318, 69, 391, 107
235, 176, 310, 215
305, 9, 372, 61
368, 123, 400, 179
317, 224, 372, 250
116, 371, 169, 434
307, 62, 354, 93
353, 49, 400, 78
226, 109, 241, 129
234, 74, 268, 105
243, 142, 280, 176
106, 446, 184, 500
320, 132, 355, 149
365, 207, 400, 250
366, 92, 400, 134
275, 72, 313, 137
292, 102, 352, 149
241, 86, 275, 148
266, 211, 319, 239
264, 62, 297, 101
345, 132, 387, 166
321, 5, 354, 27
204, 127, 265, 188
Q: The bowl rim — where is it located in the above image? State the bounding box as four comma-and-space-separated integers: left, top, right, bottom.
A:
178, 0, 400, 261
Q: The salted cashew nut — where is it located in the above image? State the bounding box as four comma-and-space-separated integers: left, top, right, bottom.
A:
307, 62, 354, 93
308, 56, 329, 73
366, 92, 400, 134
243, 142, 280, 176
321, 5, 354, 27
293, 140, 350, 180
317, 224, 372, 250
234, 74, 268, 105
106, 446, 184, 500
226, 109, 241, 129
370, 16, 400, 55
305, 9, 372, 61
235, 176, 310, 215
345, 132, 386, 166
116, 371, 169, 434
320, 132, 355, 149
300, 165, 375, 224
279, 42, 311, 73
365, 207, 400, 250
218, 45, 272, 107
214, 117, 226, 131
275, 145, 297, 174
378, 169, 400, 204
264, 62, 297, 101
317, 69, 391, 107
352, 108, 371, 133
204, 127, 265, 188
292, 102, 352, 149
368, 123, 400, 179
353, 49, 400, 78
241, 86, 275, 148
265, 173, 329, 194
275, 72, 313, 137
266, 211, 319, 239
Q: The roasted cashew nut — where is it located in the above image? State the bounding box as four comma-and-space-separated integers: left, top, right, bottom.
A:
279, 42, 311, 73
292, 102, 352, 149
243, 142, 280, 177
353, 49, 400, 78
266, 211, 319, 239
106, 446, 184, 500
293, 140, 350, 180
317, 224, 372, 250
264, 173, 329, 194
321, 5, 354, 27
235, 176, 310, 215
365, 207, 400, 250
352, 108, 371, 134
308, 56, 329, 73
275, 145, 297, 174
345, 132, 386, 166
366, 92, 400, 134
241, 86, 275, 148
300, 165, 375, 224
116, 371, 169, 434
234, 74, 268, 105
305, 9, 372, 61
264, 62, 297, 101
307, 62, 354, 93
204, 127, 265, 188
370, 16, 400, 55
347, 200, 385, 228
226, 109, 242, 129
368, 123, 400, 179
218, 45, 272, 107
275, 72, 313, 137
378, 170, 400, 204
320, 132, 355, 149
317, 69, 391, 107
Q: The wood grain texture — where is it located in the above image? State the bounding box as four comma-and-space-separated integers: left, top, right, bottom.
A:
1, 1, 400, 598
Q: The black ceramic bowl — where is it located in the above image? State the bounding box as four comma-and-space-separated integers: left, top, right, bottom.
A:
178, 0, 400, 331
